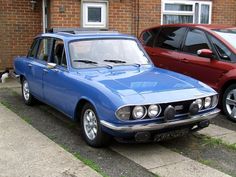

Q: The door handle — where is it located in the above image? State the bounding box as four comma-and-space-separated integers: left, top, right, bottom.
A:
182, 58, 189, 63
28, 64, 32, 68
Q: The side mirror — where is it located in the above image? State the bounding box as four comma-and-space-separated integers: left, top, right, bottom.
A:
197, 49, 213, 58
47, 63, 57, 69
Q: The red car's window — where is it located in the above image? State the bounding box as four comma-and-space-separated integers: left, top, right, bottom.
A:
183, 29, 211, 55
154, 27, 186, 50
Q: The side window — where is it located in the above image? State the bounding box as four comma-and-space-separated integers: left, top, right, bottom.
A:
210, 35, 232, 61
183, 29, 210, 55
154, 27, 186, 50
52, 40, 67, 67
28, 39, 39, 58
141, 28, 159, 47
36, 38, 53, 62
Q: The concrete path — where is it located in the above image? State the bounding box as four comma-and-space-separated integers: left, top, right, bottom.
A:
198, 124, 236, 145
0, 103, 101, 177
111, 144, 231, 177
0, 78, 20, 89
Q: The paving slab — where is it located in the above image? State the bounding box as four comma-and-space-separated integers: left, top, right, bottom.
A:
198, 124, 236, 145
150, 159, 231, 177
0, 103, 101, 177
111, 143, 230, 177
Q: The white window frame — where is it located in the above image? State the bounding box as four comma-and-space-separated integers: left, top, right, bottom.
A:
161, 0, 212, 25
81, 1, 108, 28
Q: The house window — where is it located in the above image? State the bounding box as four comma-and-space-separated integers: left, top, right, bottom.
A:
161, 0, 212, 24
82, 1, 108, 28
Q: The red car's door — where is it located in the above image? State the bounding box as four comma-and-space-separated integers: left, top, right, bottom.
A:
178, 28, 231, 91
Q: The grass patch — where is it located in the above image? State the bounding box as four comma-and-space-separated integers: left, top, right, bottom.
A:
199, 159, 215, 166
74, 152, 110, 177
201, 135, 236, 151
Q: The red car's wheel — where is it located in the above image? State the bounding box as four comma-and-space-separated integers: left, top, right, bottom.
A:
222, 84, 236, 122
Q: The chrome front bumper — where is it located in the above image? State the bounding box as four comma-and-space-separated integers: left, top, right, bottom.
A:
101, 108, 220, 133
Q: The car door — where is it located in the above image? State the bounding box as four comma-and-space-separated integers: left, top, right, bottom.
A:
143, 27, 187, 73
25, 37, 53, 99
179, 28, 230, 90
43, 39, 75, 116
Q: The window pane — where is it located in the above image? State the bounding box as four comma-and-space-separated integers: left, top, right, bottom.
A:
142, 28, 159, 47
88, 7, 101, 22
183, 29, 210, 55
165, 3, 193, 11
155, 27, 186, 50
201, 4, 210, 24
28, 39, 39, 58
210, 35, 232, 61
163, 15, 193, 24
36, 38, 53, 61
52, 40, 67, 67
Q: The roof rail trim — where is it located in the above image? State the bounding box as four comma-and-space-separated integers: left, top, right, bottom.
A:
48, 28, 118, 34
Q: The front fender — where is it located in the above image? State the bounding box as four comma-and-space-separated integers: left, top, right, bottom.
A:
217, 69, 236, 93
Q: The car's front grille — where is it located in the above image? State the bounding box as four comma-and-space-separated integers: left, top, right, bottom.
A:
159, 100, 194, 117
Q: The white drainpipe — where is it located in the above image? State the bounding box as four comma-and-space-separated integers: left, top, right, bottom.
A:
42, 0, 46, 33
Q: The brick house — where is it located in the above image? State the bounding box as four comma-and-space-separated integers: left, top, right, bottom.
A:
1, 0, 236, 70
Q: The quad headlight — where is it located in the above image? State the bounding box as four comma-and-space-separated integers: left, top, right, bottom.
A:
132, 106, 146, 119
195, 98, 203, 109
148, 104, 161, 118
194, 95, 218, 111
204, 97, 211, 108
116, 106, 131, 120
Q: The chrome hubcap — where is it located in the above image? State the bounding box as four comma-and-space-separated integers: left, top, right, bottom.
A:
83, 109, 98, 140
226, 89, 236, 119
23, 80, 30, 101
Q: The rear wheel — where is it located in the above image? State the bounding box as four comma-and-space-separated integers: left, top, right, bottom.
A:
81, 103, 112, 147
222, 84, 236, 122
21, 78, 36, 105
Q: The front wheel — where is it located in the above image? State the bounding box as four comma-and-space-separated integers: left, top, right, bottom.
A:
222, 84, 236, 122
21, 78, 36, 105
81, 103, 112, 147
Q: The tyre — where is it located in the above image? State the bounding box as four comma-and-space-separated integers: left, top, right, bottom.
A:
21, 78, 36, 105
81, 103, 112, 147
222, 84, 236, 122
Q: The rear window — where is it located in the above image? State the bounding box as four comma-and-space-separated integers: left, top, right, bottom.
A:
141, 28, 159, 47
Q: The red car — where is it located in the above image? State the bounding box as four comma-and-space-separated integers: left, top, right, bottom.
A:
140, 24, 236, 122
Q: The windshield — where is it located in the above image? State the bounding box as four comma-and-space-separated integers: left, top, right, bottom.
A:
69, 39, 150, 68
213, 29, 236, 49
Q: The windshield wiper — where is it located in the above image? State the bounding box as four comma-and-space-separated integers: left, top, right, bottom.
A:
104, 59, 126, 64
73, 59, 98, 64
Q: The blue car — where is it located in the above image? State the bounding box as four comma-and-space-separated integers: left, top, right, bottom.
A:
14, 30, 220, 147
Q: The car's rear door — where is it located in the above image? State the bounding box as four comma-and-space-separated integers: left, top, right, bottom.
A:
142, 27, 187, 73
179, 28, 230, 90
25, 37, 52, 99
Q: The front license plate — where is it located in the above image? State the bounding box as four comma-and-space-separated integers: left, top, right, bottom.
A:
154, 128, 190, 142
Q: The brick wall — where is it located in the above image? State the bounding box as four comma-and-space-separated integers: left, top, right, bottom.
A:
212, 0, 236, 26
49, 0, 80, 28
0, 0, 42, 70
49, 0, 135, 34
1, 0, 236, 70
